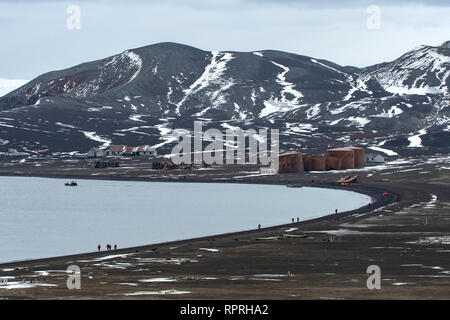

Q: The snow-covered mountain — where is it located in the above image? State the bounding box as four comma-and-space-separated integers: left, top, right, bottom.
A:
362, 41, 450, 95
0, 41, 448, 156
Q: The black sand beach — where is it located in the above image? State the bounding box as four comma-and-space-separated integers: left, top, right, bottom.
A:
0, 155, 449, 299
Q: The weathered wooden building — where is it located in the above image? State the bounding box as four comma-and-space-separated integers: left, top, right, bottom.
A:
107, 145, 157, 157
90, 160, 120, 168
87, 147, 108, 158
133, 145, 157, 157
108, 145, 126, 156
366, 153, 385, 163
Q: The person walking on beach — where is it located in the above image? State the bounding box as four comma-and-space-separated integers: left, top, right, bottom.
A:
106, 244, 111, 251
97, 244, 101, 252
114, 244, 117, 250
258, 224, 261, 230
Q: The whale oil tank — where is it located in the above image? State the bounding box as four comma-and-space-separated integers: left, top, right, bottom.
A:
346, 146, 365, 168
326, 156, 343, 170
303, 156, 326, 171
278, 152, 304, 173
326, 148, 355, 169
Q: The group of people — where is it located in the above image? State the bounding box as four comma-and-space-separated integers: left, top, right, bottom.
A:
97, 244, 117, 251
257, 194, 389, 231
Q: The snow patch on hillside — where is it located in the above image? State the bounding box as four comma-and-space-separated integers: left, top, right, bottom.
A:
80, 131, 112, 149
346, 116, 371, 127
270, 60, 303, 104
105, 50, 142, 84
259, 100, 302, 118
369, 45, 450, 96
310, 59, 345, 75
371, 105, 403, 118
176, 52, 235, 115
368, 146, 399, 156
408, 129, 427, 148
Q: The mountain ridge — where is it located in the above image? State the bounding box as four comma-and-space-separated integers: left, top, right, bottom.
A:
0, 41, 448, 156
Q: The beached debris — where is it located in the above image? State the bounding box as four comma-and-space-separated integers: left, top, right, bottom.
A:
336, 175, 359, 184
283, 234, 310, 238
255, 236, 280, 241
151, 161, 197, 170
89, 159, 120, 168
107, 145, 157, 157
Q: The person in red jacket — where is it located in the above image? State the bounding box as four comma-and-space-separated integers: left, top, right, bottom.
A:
97, 244, 101, 252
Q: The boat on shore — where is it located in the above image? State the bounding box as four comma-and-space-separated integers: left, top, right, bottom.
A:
286, 183, 302, 188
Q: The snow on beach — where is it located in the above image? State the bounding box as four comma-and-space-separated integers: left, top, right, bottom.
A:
0, 280, 57, 290
122, 289, 191, 296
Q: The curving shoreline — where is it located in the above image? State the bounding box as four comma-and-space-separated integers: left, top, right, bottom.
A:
1, 156, 449, 299
0, 176, 394, 268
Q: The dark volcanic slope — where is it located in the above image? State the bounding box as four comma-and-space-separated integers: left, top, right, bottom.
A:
0, 42, 449, 155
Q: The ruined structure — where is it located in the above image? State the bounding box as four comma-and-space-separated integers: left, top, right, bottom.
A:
277, 146, 365, 174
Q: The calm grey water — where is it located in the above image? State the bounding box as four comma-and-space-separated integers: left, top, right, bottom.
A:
0, 176, 372, 263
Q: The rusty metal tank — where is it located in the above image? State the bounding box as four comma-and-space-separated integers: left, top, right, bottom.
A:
278, 152, 304, 174
325, 156, 343, 170
303, 156, 326, 171
326, 148, 355, 169
346, 146, 365, 168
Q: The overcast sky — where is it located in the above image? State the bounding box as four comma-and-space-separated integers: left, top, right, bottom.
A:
1, 0, 449, 80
